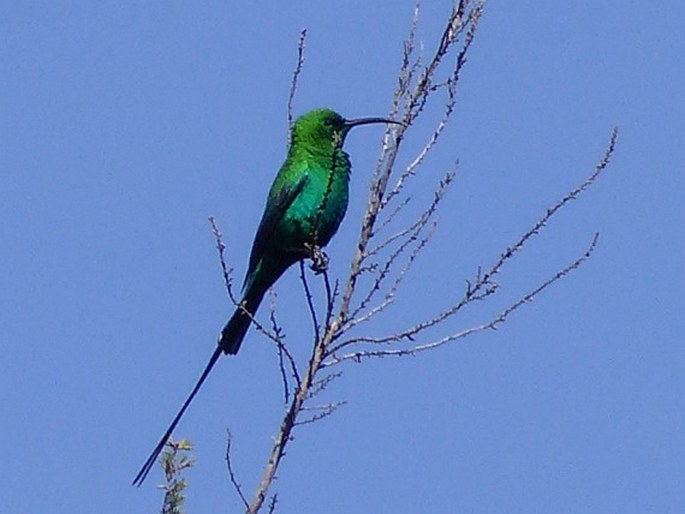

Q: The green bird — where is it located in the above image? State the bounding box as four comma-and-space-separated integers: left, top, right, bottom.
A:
133, 108, 399, 486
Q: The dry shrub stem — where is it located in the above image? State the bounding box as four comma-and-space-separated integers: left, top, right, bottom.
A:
207, 2, 618, 512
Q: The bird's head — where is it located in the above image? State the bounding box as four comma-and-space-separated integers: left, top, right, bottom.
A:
291, 108, 400, 150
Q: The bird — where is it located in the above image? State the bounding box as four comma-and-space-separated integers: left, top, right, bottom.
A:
133, 108, 399, 486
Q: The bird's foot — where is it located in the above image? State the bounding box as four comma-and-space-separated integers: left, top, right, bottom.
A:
305, 243, 329, 274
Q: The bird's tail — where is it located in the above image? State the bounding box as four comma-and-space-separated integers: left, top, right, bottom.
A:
132, 345, 222, 487
219, 287, 267, 355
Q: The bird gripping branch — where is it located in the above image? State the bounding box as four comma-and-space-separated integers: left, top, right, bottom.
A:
133, 108, 400, 486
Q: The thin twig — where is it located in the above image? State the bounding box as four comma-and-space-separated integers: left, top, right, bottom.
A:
337, 126, 618, 348
341, 218, 439, 335
225, 430, 249, 509
300, 260, 321, 343
265, 289, 301, 394
325, 233, 600, 365
347, 171, 455, 324
287, 28, 308, 141
209, 217, 289, 348
337, 2, 483, 329
321, 270, 337, 338
208, 216, 236, 304
306, 371, 342, 399
295, 402, 346, 426
267, 495, 278, 514
267, 291, 293, 404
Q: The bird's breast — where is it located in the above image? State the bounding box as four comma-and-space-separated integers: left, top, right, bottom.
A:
281, 165, 349, 248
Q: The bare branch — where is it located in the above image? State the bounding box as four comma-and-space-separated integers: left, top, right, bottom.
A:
340, 126, 617, 349
347, 171, 455, 324
482, 126, 618, 288
337, 2, 485, 328
300, 260, 321, 343
267, 290, 300, 403
307, 371, 342, 400
225, 430, 249, 509
325, 233, 600, 365
267, 495, 278, 514
287, 28, 308, 140
383, 72, 458, 209
374, 195, 412, 235
246, 325, 332, 513
321, 270, 338, 337
392, 2, 421, 122
367, 169, 455, 260
208, 216, 237, 305
295, 402, 346, 426
339, 217, 439, 337
404, 1, 483, 124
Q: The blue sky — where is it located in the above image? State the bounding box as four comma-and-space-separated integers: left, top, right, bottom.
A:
2, 1, 683, 513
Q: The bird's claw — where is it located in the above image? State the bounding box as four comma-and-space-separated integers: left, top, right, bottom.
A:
305, 243, 329, 274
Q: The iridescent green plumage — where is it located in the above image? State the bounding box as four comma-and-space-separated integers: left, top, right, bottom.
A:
220, 108, 356, 354
133, 108, 396, 486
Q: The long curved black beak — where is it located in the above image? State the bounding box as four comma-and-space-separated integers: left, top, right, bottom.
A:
344, 117, 403, 129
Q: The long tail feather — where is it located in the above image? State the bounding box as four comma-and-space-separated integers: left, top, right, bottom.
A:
132, 346, 222, 486
218, 288, 267, 355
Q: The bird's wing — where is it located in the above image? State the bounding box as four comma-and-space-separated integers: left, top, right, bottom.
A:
243, 172, 309, 287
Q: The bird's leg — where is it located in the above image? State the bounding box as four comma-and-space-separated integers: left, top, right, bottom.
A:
304, 242, 329, 274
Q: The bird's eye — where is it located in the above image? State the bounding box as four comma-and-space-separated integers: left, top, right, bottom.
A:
323, 119, 333, 126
